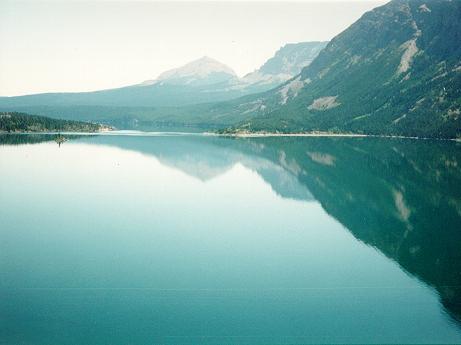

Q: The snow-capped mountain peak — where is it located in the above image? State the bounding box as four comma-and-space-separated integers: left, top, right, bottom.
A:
142, 56, 237, 87
140, 43, 327, 90
159, 56, 236, 80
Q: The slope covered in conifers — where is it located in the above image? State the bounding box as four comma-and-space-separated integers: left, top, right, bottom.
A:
0, 112, 105, 133
221, 0, 461, 138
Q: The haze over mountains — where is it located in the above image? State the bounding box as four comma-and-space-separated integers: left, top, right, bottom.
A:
0, 42, 327, 108
0, 0, 459, 138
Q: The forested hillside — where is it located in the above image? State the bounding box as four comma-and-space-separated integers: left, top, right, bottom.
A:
0, 112, 106, 133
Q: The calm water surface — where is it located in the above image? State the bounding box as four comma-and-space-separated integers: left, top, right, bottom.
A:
1, 134, 461, 344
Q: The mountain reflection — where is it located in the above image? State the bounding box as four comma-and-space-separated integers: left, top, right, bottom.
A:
234, 136, 461, 324
232, 136, 461, 324
1, 133, 460, 324
0, 133, 84, 146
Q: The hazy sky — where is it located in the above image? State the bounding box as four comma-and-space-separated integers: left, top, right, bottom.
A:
0, 0, 385, 96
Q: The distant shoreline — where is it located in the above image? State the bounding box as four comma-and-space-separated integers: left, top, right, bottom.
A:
1, 130, 459, 141
207, 131, 459, 141
209, 132, 368, 138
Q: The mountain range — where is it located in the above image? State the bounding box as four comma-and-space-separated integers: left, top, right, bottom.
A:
0, 42, 326, 109
0, 0, 459, 138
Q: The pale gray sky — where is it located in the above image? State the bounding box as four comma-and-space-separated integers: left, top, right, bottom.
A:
0, 0, 385, 96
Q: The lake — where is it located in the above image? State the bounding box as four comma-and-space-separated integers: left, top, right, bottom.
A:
1, 133, 461, 344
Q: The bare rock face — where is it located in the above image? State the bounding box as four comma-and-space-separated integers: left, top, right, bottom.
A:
242, 41, 328, 87
308, 96, 340, 111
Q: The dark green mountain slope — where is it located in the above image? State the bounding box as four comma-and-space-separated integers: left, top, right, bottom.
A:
221, 0, 461, 138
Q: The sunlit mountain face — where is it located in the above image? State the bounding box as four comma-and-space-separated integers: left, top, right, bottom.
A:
1, 133, 460, 344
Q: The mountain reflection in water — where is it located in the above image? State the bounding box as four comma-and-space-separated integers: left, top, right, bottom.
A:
76, 134, 461, 324
1, 133, 460, 341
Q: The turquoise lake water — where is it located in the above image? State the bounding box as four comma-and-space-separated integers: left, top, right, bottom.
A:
1, 133, 461, 344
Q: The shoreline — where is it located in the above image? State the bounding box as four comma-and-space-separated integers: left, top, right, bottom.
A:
207, 131, 459, 141
1, 130, 459, 141
0, 128, 113, 135
210, 132, 368, 138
